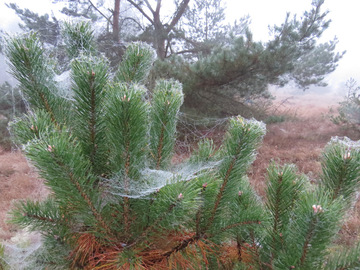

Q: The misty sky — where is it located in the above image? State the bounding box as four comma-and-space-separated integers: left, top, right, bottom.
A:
1, 0, 359, 98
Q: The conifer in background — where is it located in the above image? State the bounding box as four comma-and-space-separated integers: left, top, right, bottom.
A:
5, 22, 360, 269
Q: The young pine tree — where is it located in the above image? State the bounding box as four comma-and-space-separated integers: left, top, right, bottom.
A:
5, 22, 360, 269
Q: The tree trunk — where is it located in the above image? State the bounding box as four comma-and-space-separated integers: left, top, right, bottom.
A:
113, 0, 121, 41
153, 0, 165, 59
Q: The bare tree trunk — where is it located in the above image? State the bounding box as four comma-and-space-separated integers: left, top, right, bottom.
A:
113, 0, 121, 41
153, 0, 165, 59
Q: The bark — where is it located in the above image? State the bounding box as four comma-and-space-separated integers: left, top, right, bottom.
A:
113, 0, 121, 41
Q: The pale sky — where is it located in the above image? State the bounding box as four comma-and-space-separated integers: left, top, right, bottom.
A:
1, 0, 360, 98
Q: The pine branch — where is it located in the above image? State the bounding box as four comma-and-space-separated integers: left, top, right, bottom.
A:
276, 189, 344, 269
143, 0, 155, 15
320, 138, 360, 203
128, 201, 177, 249
71, 54, 109, 175
205, 117, 265, 231
105, 83, 149, 238
23, 213, 56, 223
62, 21, 95, 58
155, 124, 165, 169
5, 33, 59, 125
299, 215, 317, 267
149, 79, 183, 169
325, 241, 360, 270
10, 199, 62, 232
10, 109, 55, 146
332, 161, 350, 200
53, 152, 114, 238
250, 230, 264, 270
265, 164, 304, 265
206, 150, 238, 230
115, 42, 155, 84
162, 234, 200, 260
167, 0, 190, 34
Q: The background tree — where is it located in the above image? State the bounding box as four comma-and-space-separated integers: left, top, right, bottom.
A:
4, 0, 344, 117
331, 78, 360, 131
6, 3, 61, 46
153, 0, 344, 116
126, 0, 190, 59
174, 0, 249, 58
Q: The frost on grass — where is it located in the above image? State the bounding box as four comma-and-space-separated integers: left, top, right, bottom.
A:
328, 136, 360, 150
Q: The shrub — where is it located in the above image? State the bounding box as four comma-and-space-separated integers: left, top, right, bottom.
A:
5, 23, 360, 269
331, 78, 360, 130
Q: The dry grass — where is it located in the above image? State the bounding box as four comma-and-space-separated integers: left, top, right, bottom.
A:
249, 115, 360, 197
0, 148, 48, 240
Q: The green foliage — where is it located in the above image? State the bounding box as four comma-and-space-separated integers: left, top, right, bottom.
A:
149, 79, 184, 169
0, 243, 9, 270
325, 242, 360, 269
320, 137, 360, 203
6, 22, 360, 270
151, 0, 343, 116
115, 42, 155, 84
62, 21, 95, 59
70, 54, 109, 175
264, 164, 304, 255
275, 189, 344, 269
5, 32, 70, 125
331, 78, 360, 131
105, 83, 149, 179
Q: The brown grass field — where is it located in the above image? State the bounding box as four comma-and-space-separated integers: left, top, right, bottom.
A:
1, 94, 360, 249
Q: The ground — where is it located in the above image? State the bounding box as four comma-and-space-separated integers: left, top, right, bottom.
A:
1, 92, 360, 254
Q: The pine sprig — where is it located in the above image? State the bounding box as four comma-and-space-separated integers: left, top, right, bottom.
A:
320, 137, 360, 203
206, 117, 265, 231
264, 163, 304, 262
62, 21, 95, 59
10, 198, 62, 233
25, 130, 112, 238
105, 83, 148, 179
71, 54, 109, 175
5, 32, 69, 125
149, 79, 184, 169
115, 42, 155, 84
9, 109, 56, 145
105, 83, 148, 236
276, 189, 344, 269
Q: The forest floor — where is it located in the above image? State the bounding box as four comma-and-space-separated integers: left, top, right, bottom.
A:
1, 92, 360, 254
